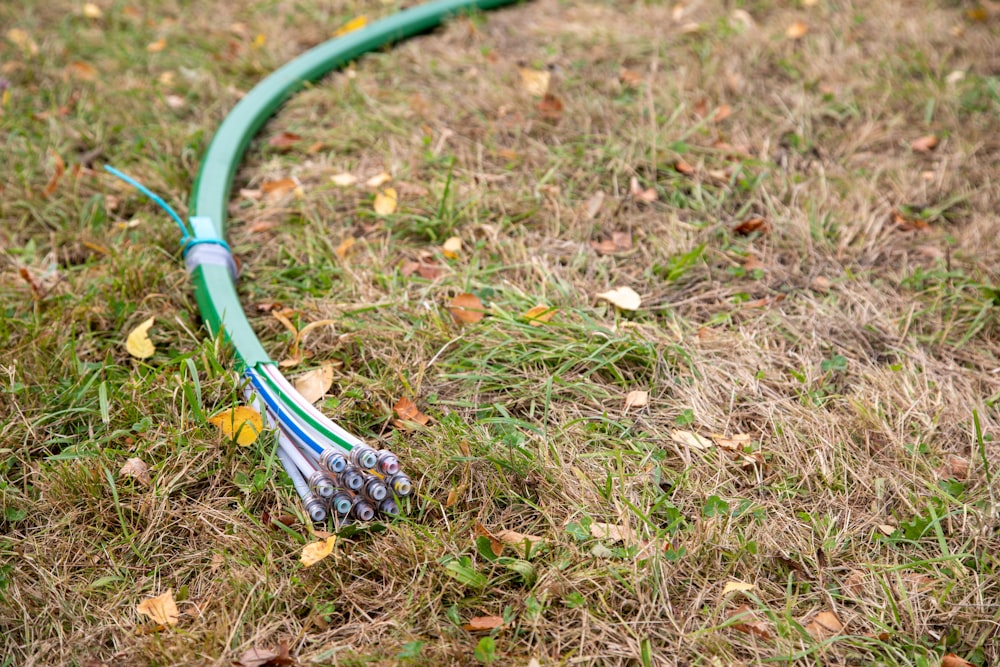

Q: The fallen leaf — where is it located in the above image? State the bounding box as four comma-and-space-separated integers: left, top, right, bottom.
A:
712, 104, 733, 123
842, 570, 865, 598
445, 484, 465, 507
584, 191, 605, 219
83, 3, 103, 18
710, 433, 751, 451
674, 160, 695, 175
670, 429, 712, 450
441, 236, 462, 259
449, 292, 486, 324
6, 29, 39, 55
522, 304, 556, 325
164, 94, 185, 110
136, 590, 178, 627
66, 61, 97, 81
810, 276, 831, 292
394, 396, 430, 427
591, 231, 632, 255
146, 38, 167, 53
629, 176, 658, 202
892, 209, 929, 232
911, 135, 939, 152
119, 458, 151, 486
330, 172, 357, 187
619, 68, 642, 87
300, 536, 337, 567
590, 522, 628, 542
733, 218, 769, 235
208, 406, 264, 446
373, 187, 397, 215
261, 178, 298, 201
294, 365, 334, 404
597, 286, 641, 311
335, 237, 355, 259
42, 151, 66, 197
941, 654, 976, 667
463, 615, 504, 632
267, 132, 301, 150
786, 20, 809, 39
473, 522, 504, 557
945, 455, 970, 480
235, 641, 296, 667
729, 605, 773, 640
624, 390, 649, 411
519, 68, 551, 96
334, 15, 367, 37
365, 171, 392, 188
125, 316, 156, 359
536, 93, 564, 120
722, 580, 756, 595
805, 610, 843, 640
496, 529, 545, 550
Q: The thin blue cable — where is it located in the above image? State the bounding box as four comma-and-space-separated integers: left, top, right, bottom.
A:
245, 369, 326, 455
104, 165, 192, 241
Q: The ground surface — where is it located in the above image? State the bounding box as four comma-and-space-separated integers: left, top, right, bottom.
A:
2, 0, 1000, 665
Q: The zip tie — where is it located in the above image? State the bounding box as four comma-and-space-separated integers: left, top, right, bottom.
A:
103, 165, 191, 241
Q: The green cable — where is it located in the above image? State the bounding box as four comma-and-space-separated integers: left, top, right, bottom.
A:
187, 0, 522, 370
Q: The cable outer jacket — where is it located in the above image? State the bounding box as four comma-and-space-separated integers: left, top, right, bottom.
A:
188, 0, 521, 367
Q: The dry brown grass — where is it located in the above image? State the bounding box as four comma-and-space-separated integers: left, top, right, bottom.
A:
2, 0, 999, 665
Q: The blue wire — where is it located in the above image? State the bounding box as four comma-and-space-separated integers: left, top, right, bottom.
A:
245, 369, 325, 455
104, 165, 191, 241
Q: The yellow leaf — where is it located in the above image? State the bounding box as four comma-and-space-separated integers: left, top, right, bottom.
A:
294, 365, 334, 404
449, 292, 486, 324
786, 20, 809, 39
624, 390, 648, 410
441, 236, 462, 259
722, 580, 756, 595
710, 433, 751, 450
146, 38, 167, 53
519, 68, 551, 96
252, 33, 266, 49
670, 429, 712, 450
66, 61, 97, 81
596, 286, 641, 311
6, 29, 39, 55
373, 187, 398, 215
125, 316, 156, 359
522, 304, 556, 325
136, 590, 179, 627
82, 3, 103, 19
119, 457, 151, 486
335, 236, 356, 259
208, 406, 264, 446
300, 536, 337, 567
365, 171, 392, 188
330, 172, 358, 186
334, 15, 367, 37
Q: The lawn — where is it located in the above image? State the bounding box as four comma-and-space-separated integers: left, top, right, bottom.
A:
2, 0, 999, 665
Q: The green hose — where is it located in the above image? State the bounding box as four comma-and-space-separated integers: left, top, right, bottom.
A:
187, 0, 521, 368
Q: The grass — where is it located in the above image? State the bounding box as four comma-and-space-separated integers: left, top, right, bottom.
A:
2, 0, 999, 665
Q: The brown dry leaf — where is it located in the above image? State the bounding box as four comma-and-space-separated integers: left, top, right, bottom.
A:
146, 38, 167, 53
712, 104, 733, 123
522, 304, 556, 325
136, 590, 179, 627
125, 316, 156, 359
445, 484, 465, 507
473, 522, 504, 558
584, 191, 605, 219
463, 615, 504, 632
805, 610, 844, 640
208, 406, 263, 446
300, 536, 337, 567
330, 172, 358, 187
334, 15, 367, 37
619, 68, 642, 87
268, 132, 301, 150
66, 61, 98, 81
119, 458, 151, 486
624, 390, 649, 411
335, 237, 355, 259
519, 68, 551, 96
786, 20, 809, 39
373, 187, 397, 215
441, 236, 462, 259
729, 605, 773, 640
449, 292, 486, 324
537, 93, 564, 120
294, 365, 334, 404
722, 580, 756, 595
365, 171, 392, 188
42, 151, 66, 198
496, 529, 545, 550
590, 522, 628, 542
941, 654, 976, 667
893, 209, 929, 232
235, 640, 295, 667
261, 178, 298, 201
810, 276, 831, 292
394, 396, 430, 427
946, 455, 970, 480
674, 160, 695, 175
842, 570, 865, 598
911, 135, 940, 152
711, 433, 751, 451
591, 231, 632, 256
629, 176, 658, 203
733, 217, 769, 235
670, 429, 712, 450
596, 286, 641, 311
6, 29, 39, 55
